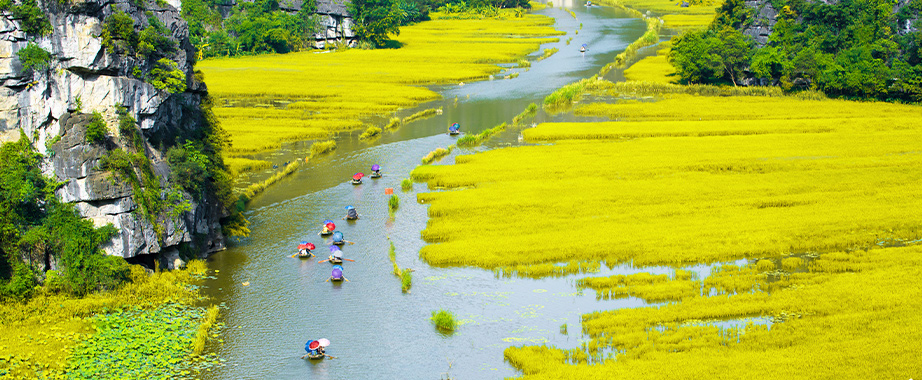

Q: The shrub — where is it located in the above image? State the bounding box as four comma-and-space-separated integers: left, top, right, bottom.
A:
101, 10, 136, 54
167, 141, 211, 196
12, 0, 51, 36
16, 43, 51, 72
148, 58, 187, 94
85, 112, 108, 144
431, 309, 456, 331
401, 178, 413, 191
359, 126, 382, 139
400, 268, 412, 292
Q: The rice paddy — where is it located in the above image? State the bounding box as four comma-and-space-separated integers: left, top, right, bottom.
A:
196, 11, 563, 174
411, 79, 922, 377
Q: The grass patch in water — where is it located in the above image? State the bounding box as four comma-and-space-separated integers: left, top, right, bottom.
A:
388, 194, 400, 212
401, 178, 413, 191
360, 126, 382, 140
431, 309, 457, 331
421, 146, 454, 164
517, 59, 531, 68
536, 47, 559, 61
512, 103, 538, 125
456, 122, 507, 147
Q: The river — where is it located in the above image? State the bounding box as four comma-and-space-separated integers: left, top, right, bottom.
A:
201, 3, 648, 379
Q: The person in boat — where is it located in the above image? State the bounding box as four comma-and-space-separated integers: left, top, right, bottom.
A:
297, 242, 315, 257
320, 221, 335, 235
329, 265, 348, 282
371, 164, 382, 178
344, 205, 359, 220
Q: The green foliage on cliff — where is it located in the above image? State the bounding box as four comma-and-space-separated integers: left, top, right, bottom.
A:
148, 58, 187, 94
16, 43, 51, 72
10, 0, 51, 35
85, 111, 109, 144
349, 0, 403, 47
669, 0, 922, 101
184, 0, 321, 57
0, 133, 129, 301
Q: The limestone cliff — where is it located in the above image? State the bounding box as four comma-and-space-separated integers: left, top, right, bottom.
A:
0, 0, 225, 268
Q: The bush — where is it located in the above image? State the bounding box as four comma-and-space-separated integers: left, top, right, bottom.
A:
168, 141, 211, 196
359, 126, 382, 139
431, 309, 456, 331
16, 43, 51, 72
85, 112, 108, 144
12, 0, 51, 36
148, 58, 187, 94
101, 10, 136, 54
388, 194, 399, 212
401, 178, 413, 191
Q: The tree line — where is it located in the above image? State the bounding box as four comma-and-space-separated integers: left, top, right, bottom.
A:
669, 0, 922, 101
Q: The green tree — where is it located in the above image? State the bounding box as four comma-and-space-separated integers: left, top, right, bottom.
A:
148, 58, 187, 94
349, 0, 402, 47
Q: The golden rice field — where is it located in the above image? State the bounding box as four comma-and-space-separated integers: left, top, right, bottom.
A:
623, 44, 675, 83
196, 12, 562, 173
412, 84, 922, 377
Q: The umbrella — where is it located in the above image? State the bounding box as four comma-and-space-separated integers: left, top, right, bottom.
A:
305, 243, 315, 250
449, 123, 460, 132
332, 265, 343, 270
322, 219, 333, 225
318, 338, 330, 347
329, 245, 341, 252
581, 43, 588, 48
345, 205, 355, 210
325, 222, 336, 231
332, 268, 343, 278
332, 231, 343, 242
298, 242, 310, 250
308, 340, 320, 350
371, 164, 380, 171
333, 251, 343, 259
353, 173, 364, 180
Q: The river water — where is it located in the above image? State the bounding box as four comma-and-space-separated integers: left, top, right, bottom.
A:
201, 3, 650, 379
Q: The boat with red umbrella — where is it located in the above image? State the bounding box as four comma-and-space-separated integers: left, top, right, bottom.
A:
295, 242, 315, 258
319, 220, 335, 236
351, 172, 364, 185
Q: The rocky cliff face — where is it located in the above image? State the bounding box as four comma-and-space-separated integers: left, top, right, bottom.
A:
0, 0, 225, 268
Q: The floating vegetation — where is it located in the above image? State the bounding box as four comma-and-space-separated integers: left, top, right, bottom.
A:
421, 146, 454, 165
242, 160, 300, 200
401, 178, 413, 191
192, 305, 220, 356
384, 117, 402, 130
359, 126, 382, 140
66, 303, 223, 379
309, 140, 337, 157
559, 324, 567, 335
431, 309, 458, 331
517, 59, 531, 68
388, 194, 400, 213
567, 9, 577, 19
388, 241, 412, 293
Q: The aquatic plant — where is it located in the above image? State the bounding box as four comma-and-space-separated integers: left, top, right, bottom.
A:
401, 178, 413, 191
403, 108, 442, 124
384, 117, 402, 130
456, 122, 507, 147
517, 59, 531, 68
536, 47, 558, 61
512, 103, 538, 125
431, 309, 457, 331
389, 194, 400, 212
192, 305, 220, 356
242, 160, 301, 200
360, 126, 382, 140
421, 146, 453, 164
309, 140, 337, 157
400, 269, 413, 292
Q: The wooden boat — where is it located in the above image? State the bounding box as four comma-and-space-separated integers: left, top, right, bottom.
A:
319, 230, 332, 236
328, 255, 343, 263
580, 46, 586, 53
306, 352, 325, 360
370, 172, 382, 178
351, 179, 362, 185
449, 130, 460, 136
332, 240, 345, 246
298, 250, 313, 258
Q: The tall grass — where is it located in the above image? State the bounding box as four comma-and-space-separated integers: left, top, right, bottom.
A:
401, 178, 413, 191
456, 122, 507, 147
388, 194, 400, 212
388, 241, 413, 292
421, 146, 454, 164
403, 107, 442, 124
310, 140, 337, 156
242, 160, 301, 200
192, 305, 220, 355
384, 116, 402, 130
360, 126, 382, 140
512, 103, 538, 125
537, 48, 559, 61
517, 59, 531, 68
431, 309, 457, 331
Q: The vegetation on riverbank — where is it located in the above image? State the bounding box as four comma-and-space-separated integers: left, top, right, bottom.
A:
0, 261, 222, 378
197, 11, 561, 175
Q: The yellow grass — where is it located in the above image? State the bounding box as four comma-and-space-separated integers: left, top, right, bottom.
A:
412, 84, 922, 378
197, 12, 562, 159
661, 14, 714, 29
623, 42, 675, 83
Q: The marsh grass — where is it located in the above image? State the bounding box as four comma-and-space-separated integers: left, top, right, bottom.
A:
431, 309, 457, 331
517, 59, 531, 68
512, 103, 538, 125
310, 140, 337, 157
192, 305, 220, 356
537, 48, 559, 61
388, 241, 412, 292
360, 126, 382, 140
242, 160, 301, 200
403, 108, 442, 124
388, 194, 400, 212
401, 178, 413, 191
384, 117, 402, 130
421, 146, 454, 164
456, 122, 507, 147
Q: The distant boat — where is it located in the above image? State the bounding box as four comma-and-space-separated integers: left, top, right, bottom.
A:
580, 43, 588, 53
585, 1, 592, 5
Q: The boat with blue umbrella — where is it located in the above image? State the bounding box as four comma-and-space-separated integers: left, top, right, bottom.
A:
580, 43, 588, 53
448, 123, 461, 135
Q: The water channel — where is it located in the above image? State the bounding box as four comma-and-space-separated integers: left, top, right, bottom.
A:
201, 3, 652, 379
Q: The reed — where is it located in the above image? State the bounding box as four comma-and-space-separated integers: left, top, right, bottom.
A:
517, 59, 531, 68
309, 140, 337, 157
242, 160, 301, 200
401, 178, 413, 191
225, 157, 272, 176
431, 309, 457, 331
360, 126, 382, 140
400, 269, 413, 292
389, 194, 400, 212
421, 146, 454, 164
512, 103, 538, 125
384, 117, 402, 130
537, 48, 559, 61
456, 122, 507, 147
192, 305, 220, 356
403, 108, 442, 124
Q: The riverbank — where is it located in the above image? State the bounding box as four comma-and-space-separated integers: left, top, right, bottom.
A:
0, 262, 223, 378
196, 9, 563, 177
409, 1, 922, 378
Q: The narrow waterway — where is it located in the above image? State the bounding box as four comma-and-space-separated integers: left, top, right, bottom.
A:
201, 3, 650, 379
